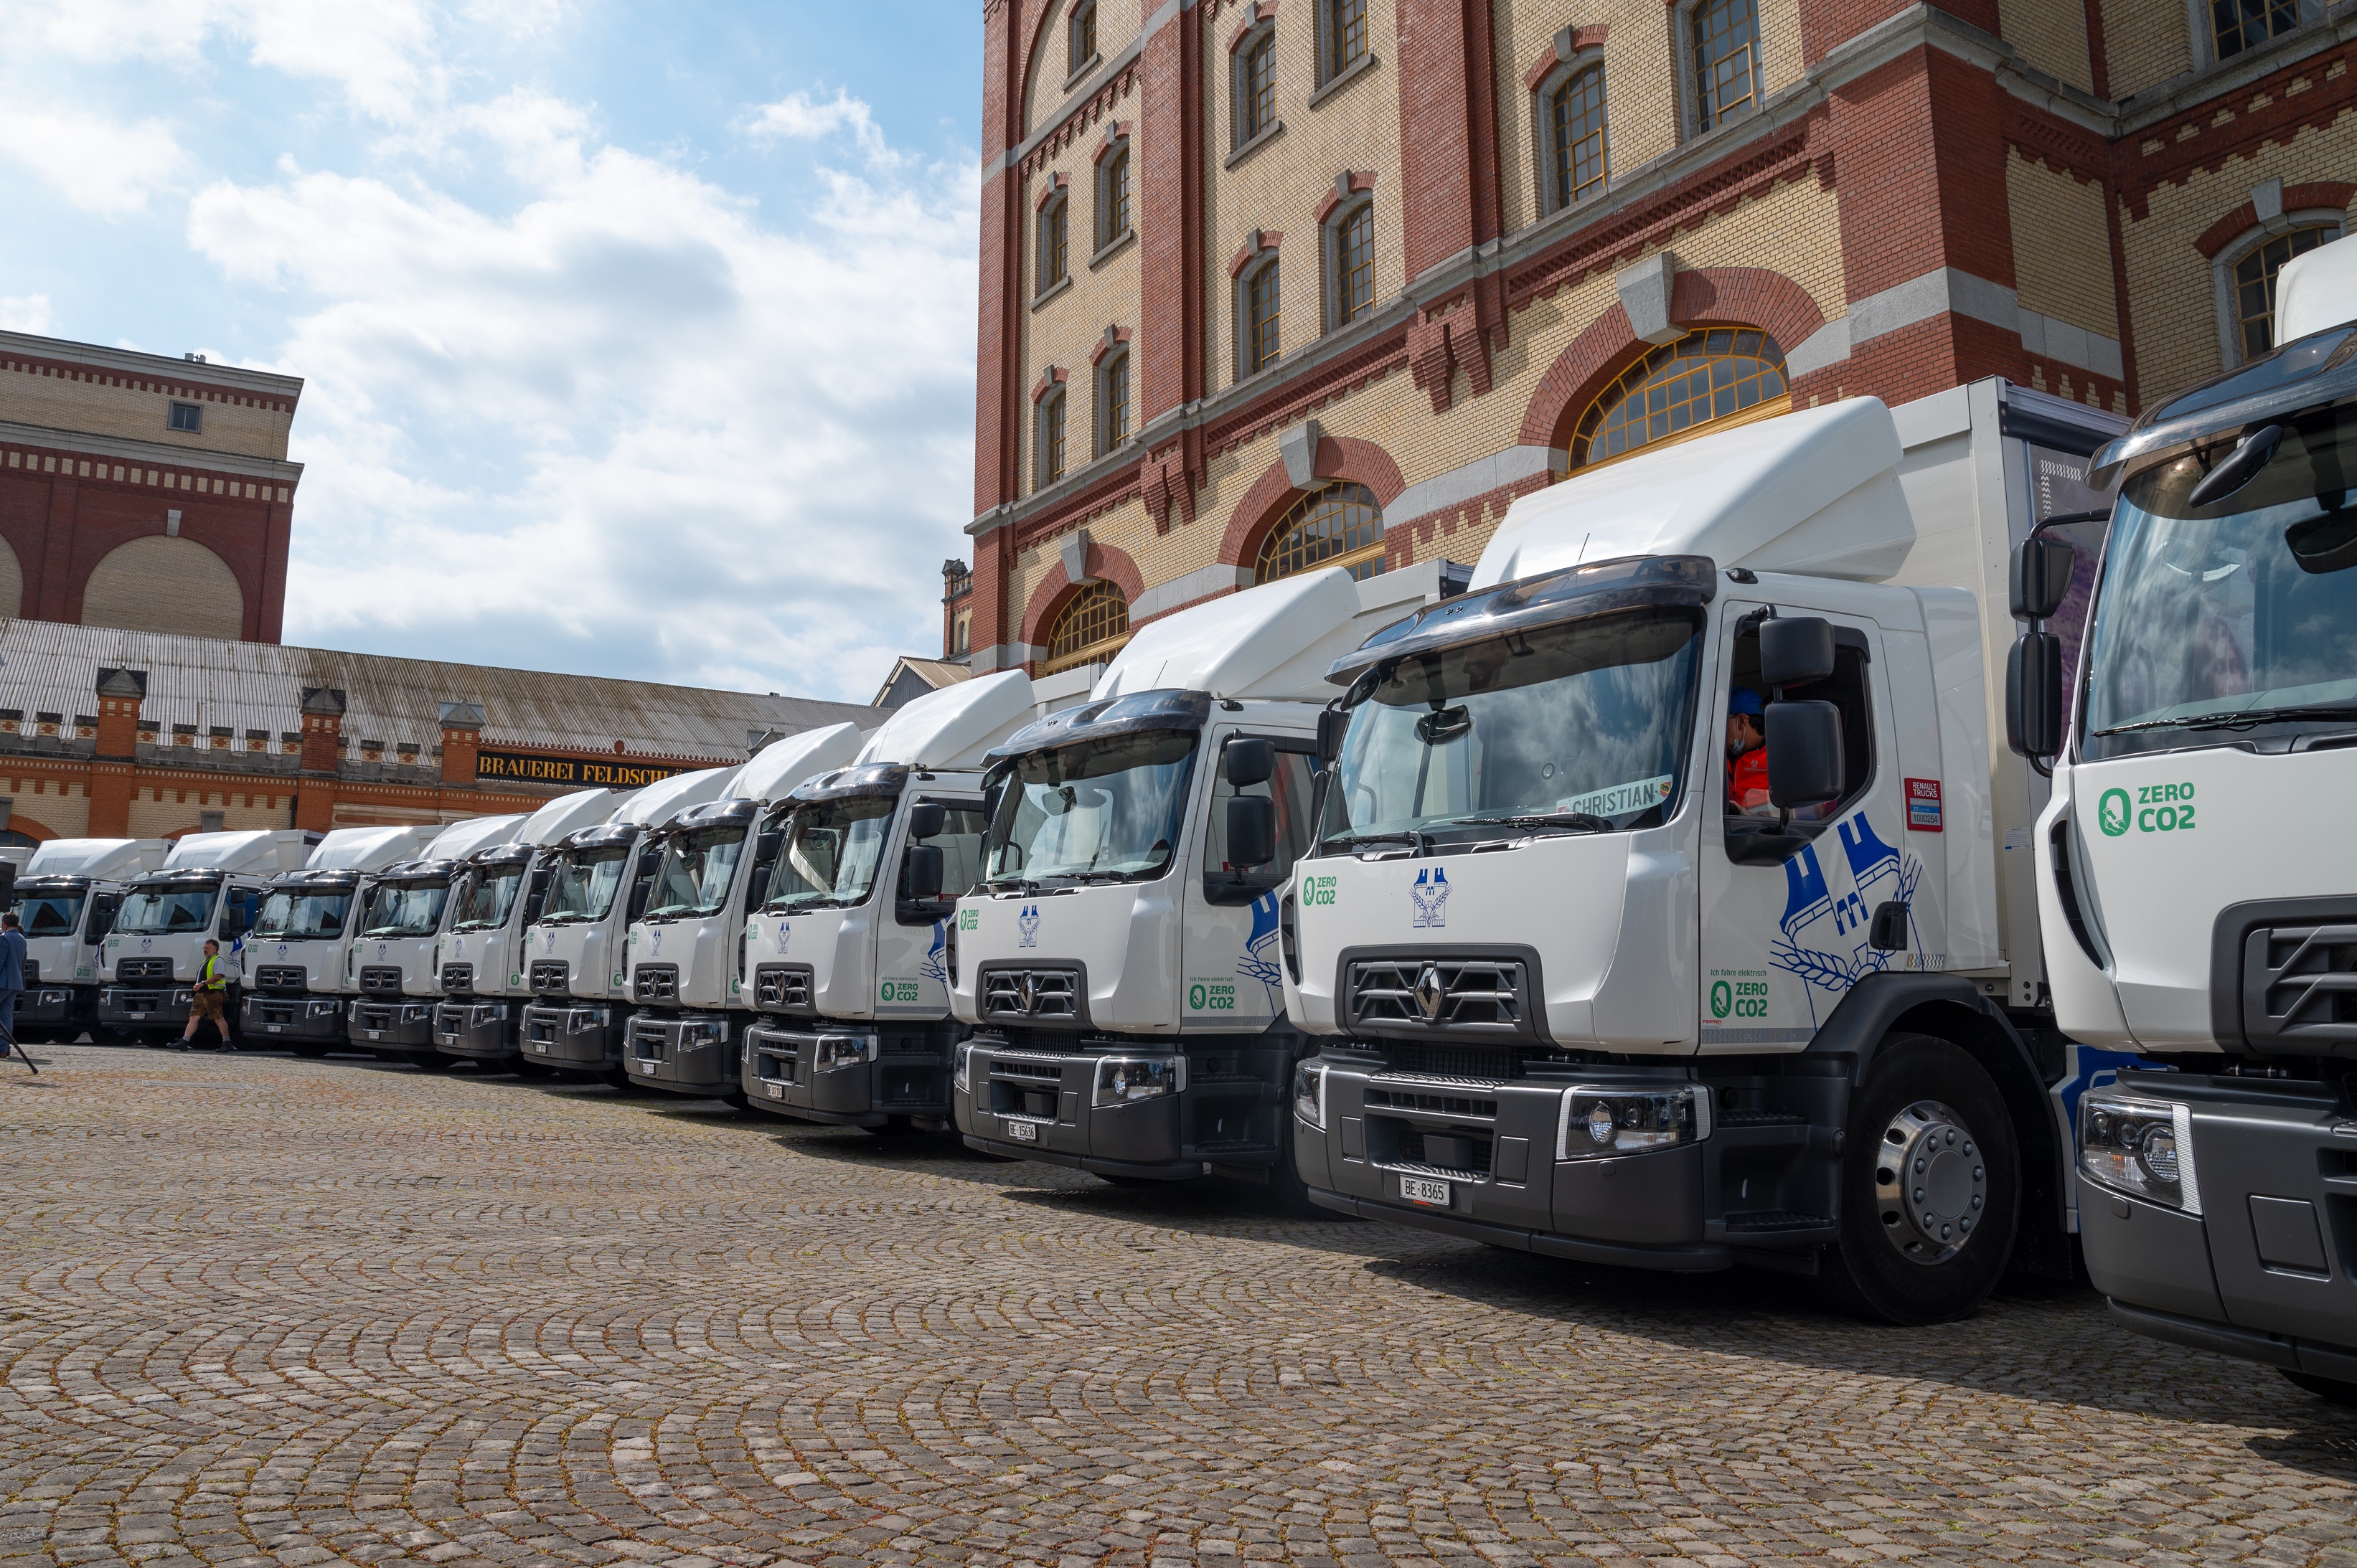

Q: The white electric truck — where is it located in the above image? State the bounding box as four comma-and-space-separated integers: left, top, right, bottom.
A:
740, 678, 1032, 1133
519, 765, 745, 1082
2013, 235, 2357, 1399
1281, 381, 2137, 1323
241, 826, 440, 1054
9, 838, 167, 1041
347, 813, 526, 1064
431, 788, 632, 1072
949, 569, 1443, 1193
99, 830, 316, 1044
619, 727, 869, 1103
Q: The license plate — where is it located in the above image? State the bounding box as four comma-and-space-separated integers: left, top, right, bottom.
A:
1400, 1176, 1452, 1207
638, 1060, 655, 1072
766, 1083, 784, 1100
366, 1030, 382, 1041
533, 1042, 549, 1054
129, 1012, 149, 1020
1008, 1119, 1038, 1143
268, 1024, 283, 1033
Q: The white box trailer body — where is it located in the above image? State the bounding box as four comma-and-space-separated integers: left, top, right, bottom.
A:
946, 565, 1447, 1189
2031, 235, 2357, 1397
1282, 382, 2130, 1320
98, 829, 317, 1039
7, 839, 168, 1039
239, 825, 441, 1049
344, 814, 527, 1057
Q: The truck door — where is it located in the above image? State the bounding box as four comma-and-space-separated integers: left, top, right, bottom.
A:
1182, 732, 1319, 1027
1698, 600, 1909, 1049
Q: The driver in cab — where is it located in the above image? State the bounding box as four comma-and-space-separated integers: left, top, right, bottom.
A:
1726, 687, 1774, 817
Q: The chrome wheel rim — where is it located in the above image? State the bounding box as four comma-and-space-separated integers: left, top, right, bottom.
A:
1873, 1099, 1987, 1265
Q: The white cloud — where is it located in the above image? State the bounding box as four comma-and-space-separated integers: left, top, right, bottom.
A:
0, 294, 53, 333
0, 105, 189, 216
743, 89, 898, 167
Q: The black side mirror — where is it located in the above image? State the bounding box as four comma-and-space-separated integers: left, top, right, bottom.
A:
2006, 632, 2064, 758
903, 843, 944, 903
1766, 701, 1844, 806
1316, 707, 1350, 765
1759, 616, 1835, 688
1868, 900, 1910, 952
1226, 795, 1276, 869
1225, 738, 1275, 788
908, 801, 945, 840
2010, 537, 2076, 622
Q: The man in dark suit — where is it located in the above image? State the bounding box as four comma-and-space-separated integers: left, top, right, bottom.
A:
0, 910, 26, 1052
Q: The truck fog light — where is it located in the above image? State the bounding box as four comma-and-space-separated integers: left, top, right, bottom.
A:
1558, 1085, 1711, 1161
2078, 1091, 2201, 1212
1292, 1061, 1327, 1130
954, 1040, 973, 1095
1093, 1055, 1185, 1107
814, 1033, 877, 1072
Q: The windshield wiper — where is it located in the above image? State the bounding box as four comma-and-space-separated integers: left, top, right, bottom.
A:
1446, 811, 1616, 835
2095, 702, 2357, 735
1325, 828, 1434, 856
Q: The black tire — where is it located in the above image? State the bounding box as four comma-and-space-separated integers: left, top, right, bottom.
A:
405, 1050, 452, 1072
2282, 1369, 2357, 1407
1821, 1032, 2019, 1326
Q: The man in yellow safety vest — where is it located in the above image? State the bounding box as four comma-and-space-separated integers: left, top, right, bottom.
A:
176, 939, 234, 1052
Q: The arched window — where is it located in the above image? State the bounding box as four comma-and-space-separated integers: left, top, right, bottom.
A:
1044, 580, 1131, 673
1096, 349, 1129, 455
1690, 0, 1761, 132
1097, 143, 1131, 250
0, 830, 34, 849
1548, 65, 1609, 210
2230, 222, 2341, 359
1037, 191, 1070, 296
1256, 482, 1385, 583
1572, 328, 1787, 468
1322, 0, 1368, 82
1037, 388, 1068, 488
1329, 201, 1375, 328
1243, 258, 1281, 377
1236, 29, 1277, 146
1068, 0, 1098, 74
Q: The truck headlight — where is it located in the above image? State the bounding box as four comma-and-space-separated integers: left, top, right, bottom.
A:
814, 1033, 877, 1072
1292, 1061, 1326, 1130
2079, 1091, 2201, 1212
309, 1001, 340, 1017
471, 1003, 509, 1024
1557, 1085, 1710, 1160
954, 1040, 973, 1095
1093, 1055, 1184, 1106
401, 1004, 430, 1023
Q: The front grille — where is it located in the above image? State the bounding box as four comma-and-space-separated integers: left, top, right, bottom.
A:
634, 965, 677, 1003
441, 962, 474, 992
2246, 922, 2357, 1047
1370, 1043, 1518, 1080
1348, 958, 1527, 1034
752, 1034, 801, 1085
116, 957, 171, 981
255, 965, 305, 991
1370, 1120, 1494, 1178
1364, 1086, 1498, 1119
530, 959, 568, 993
980, 967, 1080, 1024
631, 1022, 667, 1059
359, 965, 403, 993
754, 965, 813, 1011
352, 1002, 397, 1030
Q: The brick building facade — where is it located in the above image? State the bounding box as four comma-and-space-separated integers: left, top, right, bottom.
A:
0, 331, 304, 644
961, 0, 2356, 672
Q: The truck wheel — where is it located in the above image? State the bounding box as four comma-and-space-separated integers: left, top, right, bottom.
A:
1822, 1033, 2019, 1326
2282, 1370, 2357, 1407
405, 1051, 451, 1072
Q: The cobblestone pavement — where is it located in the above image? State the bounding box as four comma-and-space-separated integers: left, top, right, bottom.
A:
1, 1045, 2353, 1568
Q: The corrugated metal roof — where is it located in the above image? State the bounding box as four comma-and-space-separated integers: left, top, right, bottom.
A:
0, 620, 880, 762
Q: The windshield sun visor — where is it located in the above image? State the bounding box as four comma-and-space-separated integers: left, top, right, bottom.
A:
789, 762, 911, 805
986, 688, 1213, 765
2092, 326, 2357, 490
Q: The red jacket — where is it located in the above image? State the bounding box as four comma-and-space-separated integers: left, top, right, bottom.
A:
1728, 746, 1770, 813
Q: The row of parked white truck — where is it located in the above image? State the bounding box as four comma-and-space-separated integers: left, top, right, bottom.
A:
16, 236, 2352, 1401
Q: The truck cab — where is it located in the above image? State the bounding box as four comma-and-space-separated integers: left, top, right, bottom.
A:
519, 765, 742, 1081
7, 838, 166, 1041
242, 825, 438, 1054
346, 813, 525, 1064
949, 567, 1441, 1194
2013, 234, 2357, 1400
433, 788, 630, 1070
99, 830, 316, 1042
740, 686, 1029, 1131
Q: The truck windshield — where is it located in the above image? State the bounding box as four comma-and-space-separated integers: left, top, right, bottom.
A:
1319, 606, 1705, 849
540, 850, 629, 922
449, 866, 524, 931
770, 798, 897, 911
11, 892, 85, 938
641, 828, 746, 920
113, 885, 220, 935
255, 890, 351, 942
982, 730, 1199, 885
2082, 402, 2357, 758
362, 882, 449, 938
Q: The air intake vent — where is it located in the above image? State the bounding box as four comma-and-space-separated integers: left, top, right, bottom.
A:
530, 960, 568, 993
254, 965, 305, 991
116, 958, 171, 982
359, 966, 403, 993
1348, 958, 1527, 1034
634, 965, 677, 1003
441, 963, 474, 993
2246, 922, 2357, 1047
754, 965, 813, 1012
979, 966, 1081, 1024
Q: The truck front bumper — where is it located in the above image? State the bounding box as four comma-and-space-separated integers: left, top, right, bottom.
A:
15, 986, 87, 1029
520, 1001, 628, 1072
951, 1031, 1297, 1181
2079, 1070, 2357, 1383
624, 1012, 743, 1097
242, 993, 347, 1042
348, 999, 436, 1049
433, 999, 520, 1059
1294, 1054, 1735, 1272
99, 986, 194, 1029
743, 1019, 958, 1128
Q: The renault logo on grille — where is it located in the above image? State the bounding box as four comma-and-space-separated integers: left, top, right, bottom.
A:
1017, 972, 1040, 1014
1414, 965, 1446, 1021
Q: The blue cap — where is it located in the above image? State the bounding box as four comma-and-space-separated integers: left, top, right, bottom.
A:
1728, 687, 1765, 718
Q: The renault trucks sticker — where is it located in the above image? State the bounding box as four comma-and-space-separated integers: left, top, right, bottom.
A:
2099, 783, 2197, 837
1409, 866, 1451, 928
1904, 778, 1943, 832
1769, 810, 1923, 1027
1017, 904, 1040, 948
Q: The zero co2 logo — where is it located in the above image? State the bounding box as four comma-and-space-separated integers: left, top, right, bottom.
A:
1708, 980, 1768, 1019
2098, 783, 2197, 837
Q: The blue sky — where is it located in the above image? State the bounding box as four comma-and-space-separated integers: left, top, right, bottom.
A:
0, 1, 984, 704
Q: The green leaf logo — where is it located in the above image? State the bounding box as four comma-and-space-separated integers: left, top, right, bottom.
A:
1710, 981, 1732, 1019
2098, 788, 2132, 838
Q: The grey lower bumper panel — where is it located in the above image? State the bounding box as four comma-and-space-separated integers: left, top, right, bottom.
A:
1307, 1186, 1736, 1272
348, 1000, 436, 1048
433, 999, 519, 1058
520, 1001, 627, 1071
2107, 1298, 2357, 1384
243, 993, 346, 1042
960, 1132, 1205, 1181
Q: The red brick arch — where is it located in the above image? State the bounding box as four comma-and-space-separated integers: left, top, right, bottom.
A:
4, 812, 60, 844
1217, 436, 1407, 573
1517, 265, 1827, 450
1017, 535, 1147, 653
